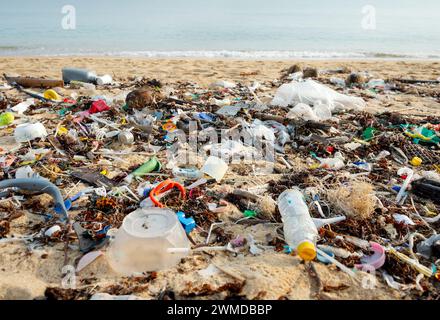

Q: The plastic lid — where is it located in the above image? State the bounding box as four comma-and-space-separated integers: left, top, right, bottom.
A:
410, 157, 422, 166
297, 241, 317, 261
122, 209, 177, 238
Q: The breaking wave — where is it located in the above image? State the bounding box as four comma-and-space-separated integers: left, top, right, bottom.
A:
1, 48, 440, 60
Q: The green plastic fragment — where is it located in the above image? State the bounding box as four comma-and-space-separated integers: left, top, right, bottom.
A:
404, 125, 440, 144
132, 157, 161, 177
243, 210, 257, 218
58, 107, 74, 116
362, 127, 377, 141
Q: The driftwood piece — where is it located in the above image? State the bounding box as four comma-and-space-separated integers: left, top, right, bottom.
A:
393, 78, 440, 85
4, 74, 64, 88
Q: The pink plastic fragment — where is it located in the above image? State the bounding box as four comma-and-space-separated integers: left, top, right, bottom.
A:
355, 242, 386, 270
230, 235, 246, 248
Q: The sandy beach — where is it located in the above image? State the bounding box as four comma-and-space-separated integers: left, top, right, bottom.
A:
2, 57, 440, 117
1, 57, 440, 300
2, 57, 440, 86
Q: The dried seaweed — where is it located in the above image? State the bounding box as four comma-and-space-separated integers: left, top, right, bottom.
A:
179, 281, 245, 298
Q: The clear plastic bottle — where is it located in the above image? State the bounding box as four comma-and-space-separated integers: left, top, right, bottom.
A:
172, 167, 203, 180
277, 188, 318, 261
62, 68, 97, 84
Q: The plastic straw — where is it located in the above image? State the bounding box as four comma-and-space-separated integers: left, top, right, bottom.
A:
167, 246, 228, 254
316, 247, 356, 278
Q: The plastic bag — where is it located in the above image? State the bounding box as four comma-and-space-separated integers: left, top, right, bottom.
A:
14, 122, 48, 142
287, 103, 318, 121
271, 80, 366, 111
317, 152, 345, 170
313, 102, 332, 121
286, 102, 332, 122
207, 140, 257, 159
12, 98, 34, 115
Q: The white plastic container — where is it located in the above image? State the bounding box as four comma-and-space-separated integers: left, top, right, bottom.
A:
277, 188, 318, 261
287, 103, 319, 121
313, 102, 332, 121
107, 208, 190, 275
96, 74, 113, 85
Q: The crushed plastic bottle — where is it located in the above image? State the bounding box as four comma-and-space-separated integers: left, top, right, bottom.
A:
277, 188, 318, 261
366, 79, 386, 90
172, 167, 203, 180
330, 77, 346, 87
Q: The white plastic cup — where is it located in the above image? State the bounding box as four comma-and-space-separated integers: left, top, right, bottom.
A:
106, 208, 190, 275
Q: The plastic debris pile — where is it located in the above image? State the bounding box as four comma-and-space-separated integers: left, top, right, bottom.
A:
0, 65, 440, 300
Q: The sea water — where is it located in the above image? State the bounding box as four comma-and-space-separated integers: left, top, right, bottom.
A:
0, 0, 439, 59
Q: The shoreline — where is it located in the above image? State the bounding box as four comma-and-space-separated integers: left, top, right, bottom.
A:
2, 55, 440, 62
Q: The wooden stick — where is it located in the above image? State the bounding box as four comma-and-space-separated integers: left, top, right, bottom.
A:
4, 74, 64, 88
393, 78, 440, 84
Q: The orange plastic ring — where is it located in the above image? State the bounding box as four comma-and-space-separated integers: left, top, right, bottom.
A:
149, 179, 186, 208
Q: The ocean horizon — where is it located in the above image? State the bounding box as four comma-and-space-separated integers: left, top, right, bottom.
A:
1, 0, 439, 59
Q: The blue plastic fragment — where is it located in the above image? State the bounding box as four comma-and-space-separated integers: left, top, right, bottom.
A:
54, 191, 84, 214
70, 192, 83, 202
96, 225, 111, 236
54, 200, 71, 214
142, 188, 152, 198
317, 249, 335, 264
176, 211, 196, 234
153, 111, 163, 120
43, 213, 53, 221
164, 134, 174, 142
197, 112, 214, 122
283, 245, 292, 254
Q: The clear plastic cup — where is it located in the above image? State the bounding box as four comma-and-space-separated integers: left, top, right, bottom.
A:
107, 208, 190, 275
